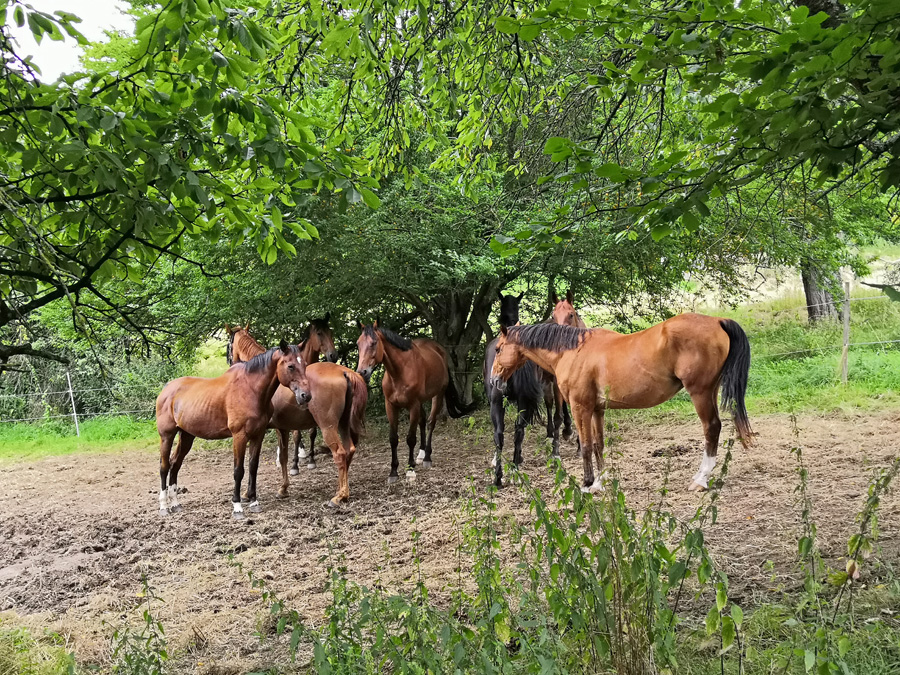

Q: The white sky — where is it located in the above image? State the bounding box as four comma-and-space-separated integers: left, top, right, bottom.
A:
7, 0, 135, 81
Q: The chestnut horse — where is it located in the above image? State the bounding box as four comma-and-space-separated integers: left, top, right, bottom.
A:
356, 320, 476, 483
484, 292, 563, 487
156, 341, 311, 519
228, 327, 368, 506
490, 315, 753, 493
227, 317, 339, 473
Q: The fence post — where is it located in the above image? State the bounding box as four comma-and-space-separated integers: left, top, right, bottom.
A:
840, 281, 851, 385
66, 370, 80, 437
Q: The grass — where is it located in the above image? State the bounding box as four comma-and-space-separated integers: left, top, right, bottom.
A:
0, 415, 157, 464
0, 621, 77, 675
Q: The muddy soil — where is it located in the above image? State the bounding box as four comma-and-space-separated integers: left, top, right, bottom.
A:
0, 410, 898, 673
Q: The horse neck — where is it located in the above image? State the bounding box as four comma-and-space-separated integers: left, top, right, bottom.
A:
517, 346, 564, 376
380, 340, 412, 378
239, 334, 266, 360
243, 356, 282, 405
302, 341, 320, 364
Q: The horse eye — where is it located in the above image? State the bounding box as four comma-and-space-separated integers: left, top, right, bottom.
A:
288, 364, 295, 371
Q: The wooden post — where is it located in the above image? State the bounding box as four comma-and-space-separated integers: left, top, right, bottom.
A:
840, 281, 850, 385
66, 370, 80, 437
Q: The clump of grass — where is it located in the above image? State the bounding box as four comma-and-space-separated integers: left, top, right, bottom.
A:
0, 416, 157, 463
0, 621, 77, 675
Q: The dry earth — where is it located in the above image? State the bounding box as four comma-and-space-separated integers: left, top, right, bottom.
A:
1, 410, 898, 673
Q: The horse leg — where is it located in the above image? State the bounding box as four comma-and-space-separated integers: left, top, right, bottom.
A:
323, 426, 348, 508
277, 429, 290, 499
386, 402, 400, 484
158, 429, 176, 515
307, 427, 318, 469
590, 409, 606, 493
559, 387, 574, 442
688, 389, 722, 492
416, 403, 427, 464
546, 393, 561, 459
571, 402, 596, 491
290, 429, 302, 475
424, 392, 442, 468
513, 403, 527, 470
489, 392, 505, 487
231, 432, 248, 520
245, 433, 264, 513
406, 403, 421, 481
166, 430, 195, 513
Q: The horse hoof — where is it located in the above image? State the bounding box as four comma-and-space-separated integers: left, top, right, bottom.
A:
158, 508, 169, 517
247, 501, 262, 514
406, 470, 416, 483
423, 461, 432, 469
232, 510, 245, 521
388, 475, 399, 485
580, 485, 592, 494
324, 499, 340, 509
169, 503, 183, 514
289, 468, 299, 476
276, 492, 288, 500
688, 481, 707, 492
307, 463, 317, 470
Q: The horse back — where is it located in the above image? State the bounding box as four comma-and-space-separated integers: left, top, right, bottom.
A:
156, 375, 232, 439
413, 338, 449, 396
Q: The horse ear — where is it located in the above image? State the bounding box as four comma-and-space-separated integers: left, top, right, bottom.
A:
550, 289, 559, 304
566, 288, 574, 304
500, 324, 508, 336
517, 291, 525, 301
324, 311, 331, 323
279, 338, 290, 354
297, 339, 307, 354
374, 317, 380, 329
224, 323, 232, 333
356, 319, 363, 330
245, 322, 251, 331
515, 321, 521, 326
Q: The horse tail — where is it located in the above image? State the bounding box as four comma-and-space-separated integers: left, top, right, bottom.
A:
445, 367, 478, 418
719, 319, 754, 448
347, 370, 368, 444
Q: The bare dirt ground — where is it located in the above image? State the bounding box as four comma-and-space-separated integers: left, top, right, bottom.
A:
1, 410, 898, 673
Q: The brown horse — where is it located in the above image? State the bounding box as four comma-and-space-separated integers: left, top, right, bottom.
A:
156, 341, 311, 519
356, 320, 475, 483
551, 288, 588, 329
490, 314, 753, 492
227, 317, 339, 473
228, 327, 368, 506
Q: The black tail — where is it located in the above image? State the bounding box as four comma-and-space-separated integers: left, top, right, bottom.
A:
339, 373, 354, 446
719, 319, 753, 448
445, 369, 478, 418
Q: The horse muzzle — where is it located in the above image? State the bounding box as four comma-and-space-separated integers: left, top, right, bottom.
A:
293, 388, 312, 407
326, 351, 339, 363
358, 367, 373, 383
490, 374, 507, 393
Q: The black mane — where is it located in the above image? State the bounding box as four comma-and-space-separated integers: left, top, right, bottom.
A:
507, 323, 592, 353
243, 344, 299, 373
365, 323, 412, 351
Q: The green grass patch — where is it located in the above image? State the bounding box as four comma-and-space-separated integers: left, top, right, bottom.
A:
0, 415, 157, 464
0, 621, 78, 675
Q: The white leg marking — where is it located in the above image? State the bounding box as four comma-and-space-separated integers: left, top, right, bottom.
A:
406, 469, 417, 482
167, 484, 181, 510
158, 489, 169, 513
233, 501, 244, 513
691, 452, 717, 489
490, 454, 497, 468
298, 442, 308, 459
417, 449, 426, 461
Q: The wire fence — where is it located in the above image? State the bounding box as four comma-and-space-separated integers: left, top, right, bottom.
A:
1, 290, 897, 431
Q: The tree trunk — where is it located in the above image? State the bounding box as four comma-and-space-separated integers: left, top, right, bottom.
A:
800, 260, 840, 323
404, 281, 498, 406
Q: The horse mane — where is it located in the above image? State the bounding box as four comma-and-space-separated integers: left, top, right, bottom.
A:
242, 344, 299, 373
366, 323, 412, 351
507, 323, 592, 353
226, 331, 235, 366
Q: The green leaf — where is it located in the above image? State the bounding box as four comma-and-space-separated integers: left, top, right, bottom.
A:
730, 604, 743, 629
838, 636, 851, 657
720, 616, 735, 653
804, 648, 815, 672
495, 17, 519, 34
716, 583, 727, 612
519, 23, 542, 41
543, 137, 567, 154
594, 163, 626, 182
211, 51, 229, 68
360, 188, 381, 209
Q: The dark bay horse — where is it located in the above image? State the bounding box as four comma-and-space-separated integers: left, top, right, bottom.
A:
227, 318, 339, 473
228, 327, 368, 506
156, 341, 311, 519
356, 320, 476, 483
490, 315, 753, 493
484, 292, 563, 487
